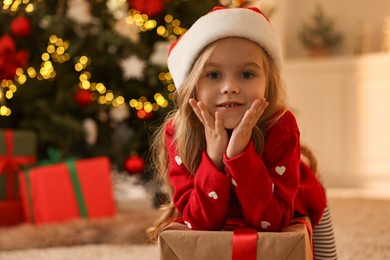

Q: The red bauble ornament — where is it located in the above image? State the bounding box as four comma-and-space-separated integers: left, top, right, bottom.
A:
0, 34, 30, 80
124, 155, 145, 174
74, 89, 92, 107
130, 0, 164, 17
136, 109, 153, 120
0, 34, 16, 54
10, 17, 32, 38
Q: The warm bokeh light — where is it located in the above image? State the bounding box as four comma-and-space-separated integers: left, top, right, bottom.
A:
0, 8, 180, 117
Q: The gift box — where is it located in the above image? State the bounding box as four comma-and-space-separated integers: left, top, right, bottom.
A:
159, 218, 313, 260
0, 129, 37, 199
0, 200, 24, 226
18, 157, 116, 224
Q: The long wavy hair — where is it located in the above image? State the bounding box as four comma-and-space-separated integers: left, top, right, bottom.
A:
147, 38, 318, 241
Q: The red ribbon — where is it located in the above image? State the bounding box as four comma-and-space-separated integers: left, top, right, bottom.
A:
0, 129, 36, 198
232, 227, 258, 260
231, 219, 313, 260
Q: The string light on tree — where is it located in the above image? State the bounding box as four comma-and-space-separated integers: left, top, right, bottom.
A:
1, 24, 174, 118
0, 85, 3, 103
0, 79, 17, 116
219, 0, 245, 7
1, 7, 180, 117
157, 14, 187, 42
47, 35, 70, 64
158, 71, 176, 100
136, 100, 155, 120
0, 105, 11, 116
0, 81, 11, 116
125, 9, 158, 32
2, 0, 35, 13
153, 93, 169, 108
14, 68, 25, 85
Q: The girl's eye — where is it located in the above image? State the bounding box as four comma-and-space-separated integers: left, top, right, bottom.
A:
241, 71, 255, 79
206, 71, 221, 79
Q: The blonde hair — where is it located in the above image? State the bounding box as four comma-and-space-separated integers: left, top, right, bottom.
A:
147, 38, 317, 241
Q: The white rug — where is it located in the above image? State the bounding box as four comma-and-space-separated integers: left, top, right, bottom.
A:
0, 244, 159, 260
1, 197, 389, 260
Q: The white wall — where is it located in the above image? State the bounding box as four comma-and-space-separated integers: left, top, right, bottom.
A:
267, 0, 390, 194
264, 0, 390, 59
250, 1, 390, 197
283, 54, 390, 191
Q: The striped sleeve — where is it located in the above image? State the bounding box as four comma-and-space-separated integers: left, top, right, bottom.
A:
312, 204, 338, 259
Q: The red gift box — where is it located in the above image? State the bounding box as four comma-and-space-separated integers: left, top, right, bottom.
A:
18, 157, 116, 224
0, 200, 24, 226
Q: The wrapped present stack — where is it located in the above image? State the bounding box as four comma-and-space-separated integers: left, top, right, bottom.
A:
0, 129, 37, 226
1, 128, 117, 226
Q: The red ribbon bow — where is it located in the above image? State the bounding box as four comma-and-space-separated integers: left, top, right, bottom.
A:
231, 218, 314, 260
0, 129, 36, 198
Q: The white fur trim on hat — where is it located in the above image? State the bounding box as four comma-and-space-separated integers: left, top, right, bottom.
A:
167, 7, 282, 89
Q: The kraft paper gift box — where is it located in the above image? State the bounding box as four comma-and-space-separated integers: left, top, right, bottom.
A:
0, 129, 37, 200
18, 156, 116, 224
159, 218, 313, 260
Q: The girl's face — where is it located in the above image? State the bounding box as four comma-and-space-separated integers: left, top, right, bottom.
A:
196, 37, 267, 129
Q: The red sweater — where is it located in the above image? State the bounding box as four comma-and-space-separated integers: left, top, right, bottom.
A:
166, 110, 326, 232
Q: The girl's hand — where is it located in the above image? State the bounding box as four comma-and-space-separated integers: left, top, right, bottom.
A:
226, 98, 269, 159
189, 98, 228, 171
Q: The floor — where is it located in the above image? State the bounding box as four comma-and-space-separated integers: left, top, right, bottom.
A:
0, 196, 389, 259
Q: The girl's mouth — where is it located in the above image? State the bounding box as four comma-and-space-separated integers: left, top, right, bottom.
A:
217, 103, 242, 108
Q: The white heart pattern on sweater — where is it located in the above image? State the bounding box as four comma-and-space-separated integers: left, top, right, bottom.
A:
175, 156, 182, 165
208, 191, 218, 199
184, 221, 192, 229
275, 166, 286, 175
261, 221, 271, 229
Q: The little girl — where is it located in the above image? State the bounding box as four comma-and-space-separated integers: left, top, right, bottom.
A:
149, 6, 337, 259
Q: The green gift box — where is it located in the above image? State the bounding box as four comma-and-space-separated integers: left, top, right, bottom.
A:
0, 129, 37, 199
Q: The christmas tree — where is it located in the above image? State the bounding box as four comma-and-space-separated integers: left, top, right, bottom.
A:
0, 0, 233, 177
298, 4, 342, 56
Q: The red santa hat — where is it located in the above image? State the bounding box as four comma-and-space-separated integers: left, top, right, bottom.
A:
167, 6, 282, 89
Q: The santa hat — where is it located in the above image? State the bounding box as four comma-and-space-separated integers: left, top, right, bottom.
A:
167, 6, 282, 89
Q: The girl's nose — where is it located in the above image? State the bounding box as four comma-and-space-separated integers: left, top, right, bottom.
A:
221, 79, 240, 94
